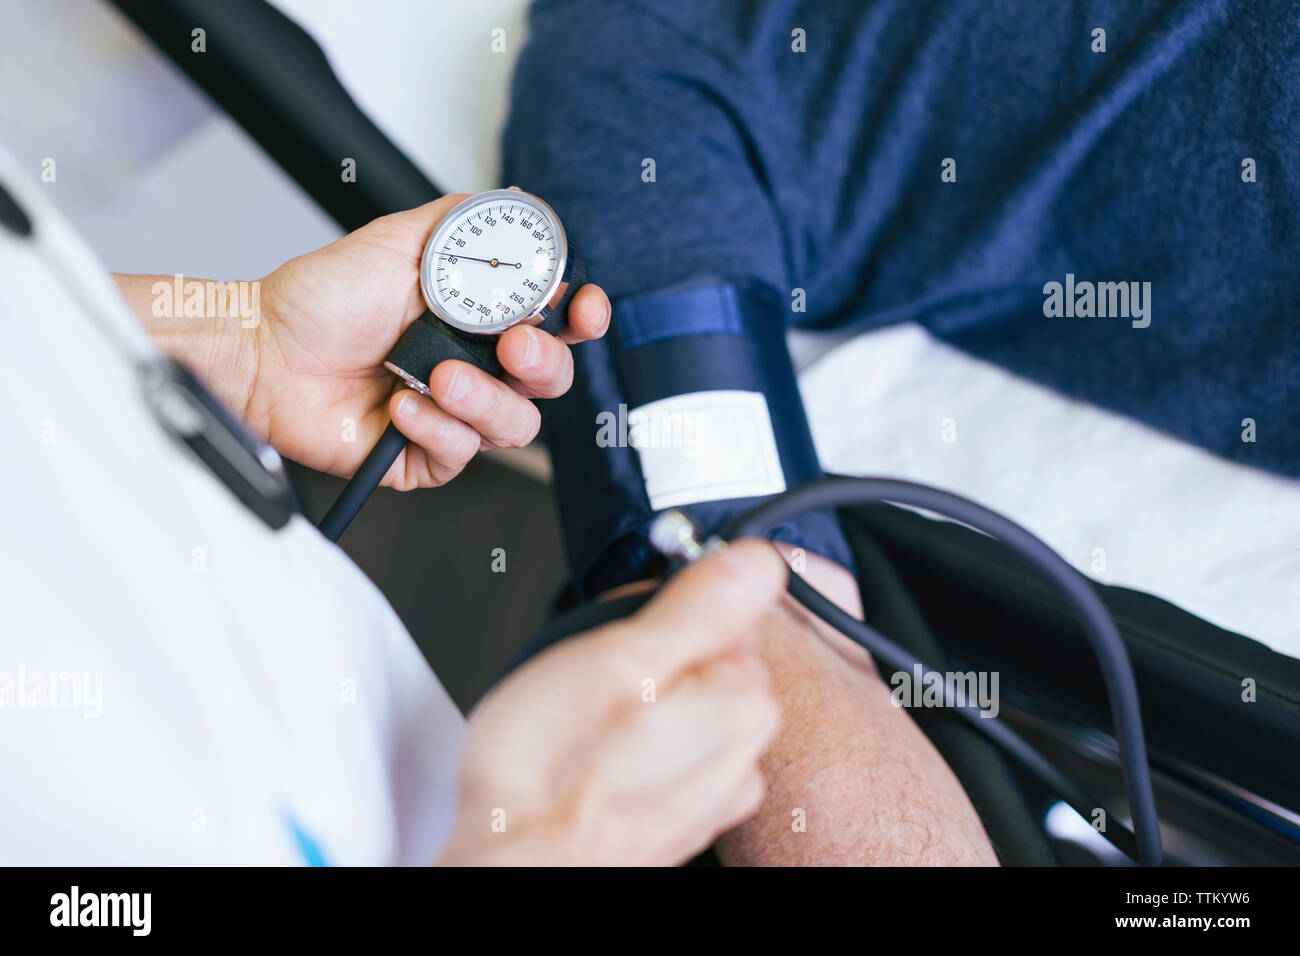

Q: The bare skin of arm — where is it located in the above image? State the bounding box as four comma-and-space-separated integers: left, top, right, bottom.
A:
712, 543, 997, 865
612, 543, 997, 866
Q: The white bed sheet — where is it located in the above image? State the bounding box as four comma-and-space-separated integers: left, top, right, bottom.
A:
798, 323, 1300, 659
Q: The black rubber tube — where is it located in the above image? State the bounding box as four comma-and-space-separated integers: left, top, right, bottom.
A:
785, 572, 1142, 862
723, 477, 1163, 866
317, 422, 408, 542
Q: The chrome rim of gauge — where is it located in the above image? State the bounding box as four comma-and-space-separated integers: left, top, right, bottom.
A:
419, 189, 568, 335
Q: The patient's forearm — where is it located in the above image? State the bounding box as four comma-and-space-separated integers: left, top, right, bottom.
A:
714, 545, 998, 865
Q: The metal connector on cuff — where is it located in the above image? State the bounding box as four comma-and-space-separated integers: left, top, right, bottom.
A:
648, 510, 726, 563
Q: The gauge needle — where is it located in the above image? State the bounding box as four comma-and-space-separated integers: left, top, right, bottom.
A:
437, 253, 522, 268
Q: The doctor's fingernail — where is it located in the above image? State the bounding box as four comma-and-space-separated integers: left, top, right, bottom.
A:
397, 393, 418, 418
445, 367, 469, 402
520, 327, 538, 367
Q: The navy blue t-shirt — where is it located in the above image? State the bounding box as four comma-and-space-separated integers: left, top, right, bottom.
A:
505, 0, 1300, 476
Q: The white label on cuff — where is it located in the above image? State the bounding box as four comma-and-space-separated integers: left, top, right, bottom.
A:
625, 390, 786, 510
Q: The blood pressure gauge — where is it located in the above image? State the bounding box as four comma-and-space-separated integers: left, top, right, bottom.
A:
421, 188, 568, 334
384, 188, 582, 397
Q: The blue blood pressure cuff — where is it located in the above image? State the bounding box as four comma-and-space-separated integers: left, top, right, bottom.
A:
544, 279, 854, 598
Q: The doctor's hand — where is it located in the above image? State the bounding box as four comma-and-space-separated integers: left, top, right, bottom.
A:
116, 194, 610, 489
435, 541, 787, 867
254, 195, 609, 487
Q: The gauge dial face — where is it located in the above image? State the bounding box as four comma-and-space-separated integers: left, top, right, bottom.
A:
420, 190, 567, 335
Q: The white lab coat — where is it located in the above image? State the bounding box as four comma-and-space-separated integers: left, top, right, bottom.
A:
0, 150, 465, 865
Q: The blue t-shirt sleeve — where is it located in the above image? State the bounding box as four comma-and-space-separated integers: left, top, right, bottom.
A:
502, 0, 791, 301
